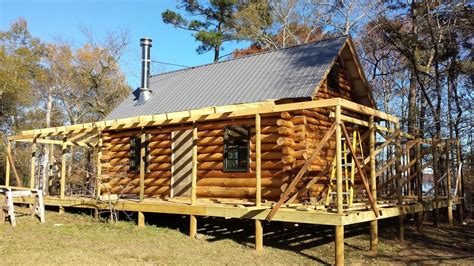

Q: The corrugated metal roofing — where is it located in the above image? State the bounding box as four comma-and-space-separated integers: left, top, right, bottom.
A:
106, 36, 348, 120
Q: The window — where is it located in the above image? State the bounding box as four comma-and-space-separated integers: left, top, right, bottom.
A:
328, 63, 340, 91
224, 126, 250, 172
129, 135, 148, 173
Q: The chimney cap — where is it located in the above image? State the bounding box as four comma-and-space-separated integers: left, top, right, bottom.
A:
140, 37, 152, 47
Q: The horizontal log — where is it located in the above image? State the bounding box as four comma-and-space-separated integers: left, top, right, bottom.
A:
277, 137, 295, 147
249, 143, 281, 151
198, 145, 224, 154
197, 177, 290, 188
149, 148, 172, 156
280, 111, 292, 119
306, 116, 333, 127
102, 151, 129, 160
197, 170, 284, 178
103, 185, 170, 196
104, 176, 170, 187
100, 171, 171, 180
282, 155, 294, 164
250, 134, 279, 143
149, 155, 171, 164
196, 186, 281, 199
107, 143, 130, 152
198, 161, 283, 170
149, 134, 170, 141
107, 157, 129, 166
198, 137, 223, 146
148, 163, 172, 171
276, 119, 294, 128
282, 146, 294, 155
149, 140, 171, 149
103, 137, 130, 145
288, 115, 305, 125
277, 127, 294, 136
198, 153, 223, 161
250, 152, 283, 161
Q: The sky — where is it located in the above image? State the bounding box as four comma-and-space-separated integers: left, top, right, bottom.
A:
0, 0, 249, 88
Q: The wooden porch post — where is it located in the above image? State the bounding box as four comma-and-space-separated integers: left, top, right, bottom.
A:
369, 116, 378, 254
394, 122, 404, 242
335, 104, 344, 266
96, 134, 102, 199
138, 131, 147, 227
255, 113, 263, 251
5, 140, 11, 186
190, 122, 198, 238
59, 137, 67, 214
30, 138, 37, 189
416, 139, 423, 231
445, 140, 453, 226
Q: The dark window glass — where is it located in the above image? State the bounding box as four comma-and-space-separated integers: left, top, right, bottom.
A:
129, 135, 148, 173
328, 63, 340, 91
224, 126, 250, 172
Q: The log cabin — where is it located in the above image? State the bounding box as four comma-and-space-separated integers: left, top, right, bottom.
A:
101, 36, 373, 202
3, 36, 463, 265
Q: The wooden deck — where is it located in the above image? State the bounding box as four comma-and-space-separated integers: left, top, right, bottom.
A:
8, 195, 461, 226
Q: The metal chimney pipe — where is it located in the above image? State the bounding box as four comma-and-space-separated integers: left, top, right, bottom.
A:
137, 37, 152, 105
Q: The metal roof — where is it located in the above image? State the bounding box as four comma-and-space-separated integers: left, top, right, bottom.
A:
106, 36, 348, 120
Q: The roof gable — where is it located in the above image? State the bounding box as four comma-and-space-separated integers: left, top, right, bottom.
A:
106, 36, 363, 120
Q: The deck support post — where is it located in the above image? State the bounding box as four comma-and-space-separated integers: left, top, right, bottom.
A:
138, 211, 145, 227
5, 140, 11, 186
59, 137, 67, 214
369, 116, 378, 254
445, 140, 453, 226
255, 113, 263, 251
189, 123, 198, 238
255, 220, 263, 252
394, 122, 404, 242
335, 225, 344, 266
30, 138, 37, 189
415, 139, 423, 231
334, 104, 344, 265
190, 215, 197, 238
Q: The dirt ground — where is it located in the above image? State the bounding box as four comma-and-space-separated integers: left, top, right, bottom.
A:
1, 208, 473, 265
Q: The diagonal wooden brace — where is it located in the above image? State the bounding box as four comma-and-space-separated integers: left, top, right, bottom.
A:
265, 122, 337, 221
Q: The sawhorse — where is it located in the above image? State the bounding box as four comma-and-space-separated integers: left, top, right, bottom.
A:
0, 186, 45, 226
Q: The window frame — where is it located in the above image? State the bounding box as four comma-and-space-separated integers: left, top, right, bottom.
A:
129, 134, 149, 174
223, 126, 250, 173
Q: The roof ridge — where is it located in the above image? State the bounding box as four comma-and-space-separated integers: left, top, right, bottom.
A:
150, 34, 348, 78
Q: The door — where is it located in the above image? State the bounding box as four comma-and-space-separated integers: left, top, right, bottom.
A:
171, 129, 193, 197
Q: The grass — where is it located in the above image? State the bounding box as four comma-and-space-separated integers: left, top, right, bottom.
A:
1, 207, 473, 265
